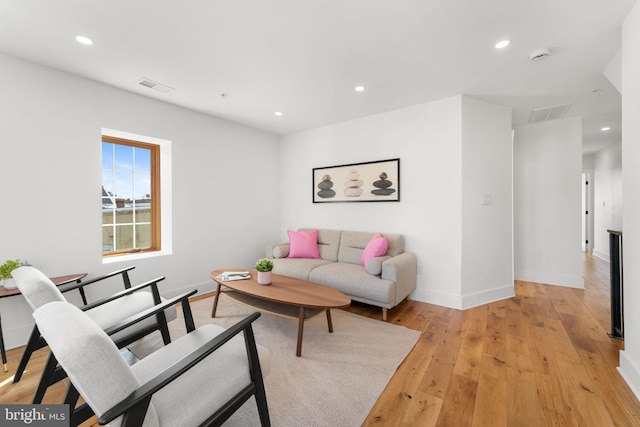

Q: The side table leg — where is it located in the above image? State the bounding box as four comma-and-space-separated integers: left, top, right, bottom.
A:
326, 309, 334, 333
0, 312, 7, 372
211, 282, 222, 318
296, 307, 305, 357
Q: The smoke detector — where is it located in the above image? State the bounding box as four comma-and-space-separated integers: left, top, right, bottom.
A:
529, 48, 551, 61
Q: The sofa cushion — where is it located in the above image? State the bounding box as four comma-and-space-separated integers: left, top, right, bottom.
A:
364, 255, 391, 275
309, 262, 395, 305
300, 228, 342, 261
338, 231, 405, 265
287, 229, 320, 259
361, 233, 388, 266
272, 258, 333, 281
272, 244, 289, 258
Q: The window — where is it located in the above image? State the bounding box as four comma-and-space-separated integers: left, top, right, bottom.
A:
102, 135, 160, 256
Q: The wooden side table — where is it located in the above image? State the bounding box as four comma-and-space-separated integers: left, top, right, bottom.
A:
0, 273, 87, 372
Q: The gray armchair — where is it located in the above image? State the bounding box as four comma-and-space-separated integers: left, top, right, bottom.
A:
34, 300, 270, 426
12, 266, 178, 404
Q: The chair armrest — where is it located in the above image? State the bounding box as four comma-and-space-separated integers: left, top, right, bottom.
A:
103, 290, 198, 337
80, 277, 165, 311
58, 266, 135, 294
381, 252, 417, 305
99, 312, 262, 426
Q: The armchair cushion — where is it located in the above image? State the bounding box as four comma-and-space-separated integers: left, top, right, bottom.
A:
87, 292, 177, 344
34, 301, 160, 427
131, 325, 254, 427
12, 267, 66, 309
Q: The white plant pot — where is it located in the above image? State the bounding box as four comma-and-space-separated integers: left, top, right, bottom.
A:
257, 271, 272, 285
1, 278, 17, 290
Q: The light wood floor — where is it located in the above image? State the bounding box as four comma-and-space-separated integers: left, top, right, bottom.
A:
355, 253, 640, 426
1, 254, 638, 426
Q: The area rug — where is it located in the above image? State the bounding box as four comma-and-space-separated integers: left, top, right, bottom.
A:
128, 293, 421, 426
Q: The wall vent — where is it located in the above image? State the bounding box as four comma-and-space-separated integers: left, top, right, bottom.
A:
529, 103, 571, 123
138, 78, 174, 93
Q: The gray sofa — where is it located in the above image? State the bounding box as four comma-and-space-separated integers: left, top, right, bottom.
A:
266, 228, 417, 320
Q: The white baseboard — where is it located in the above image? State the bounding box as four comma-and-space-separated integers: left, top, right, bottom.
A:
514, 271, 584, 289
592, 249, 610, 263
411, 283, 515, 310
410, 287, 462, 310
618, 350, 640, 402
461, 284, 515, 310
163, 280, 218, 299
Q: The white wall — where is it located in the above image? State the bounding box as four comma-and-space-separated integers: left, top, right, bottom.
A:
279, 95, 513, 309
513, 118, 584, 288
604, 48, 623, 94
619, 0, 640, 400
460, 97, 514, 308
582, 153, 595, 170
0, 53, 281, 349
592, 143, 623, 261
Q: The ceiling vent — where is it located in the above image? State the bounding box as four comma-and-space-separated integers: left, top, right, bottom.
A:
138, 78, 174, 93
529, 103, 571, 123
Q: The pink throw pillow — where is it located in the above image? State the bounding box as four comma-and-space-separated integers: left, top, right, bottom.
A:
287, 229, 321, 259
361, 233, 388, 266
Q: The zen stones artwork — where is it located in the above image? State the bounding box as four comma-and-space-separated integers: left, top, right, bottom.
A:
371, 172, 396, 196
344, 168, 364, 197
317, 174, 336, 198
312, 159, 399, 202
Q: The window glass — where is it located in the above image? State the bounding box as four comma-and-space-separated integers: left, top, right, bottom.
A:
102, 136, 159, 256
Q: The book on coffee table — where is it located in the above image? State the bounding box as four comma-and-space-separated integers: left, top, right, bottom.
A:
216, 271, 251, 281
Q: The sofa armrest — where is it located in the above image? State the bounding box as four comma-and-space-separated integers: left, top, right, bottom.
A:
381, 252, 417, 305
266, 243, 289, 259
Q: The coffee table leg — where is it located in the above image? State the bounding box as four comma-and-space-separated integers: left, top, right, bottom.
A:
326, 309, 334, 333
211, 282, 222, 318
296, 307, 305, 357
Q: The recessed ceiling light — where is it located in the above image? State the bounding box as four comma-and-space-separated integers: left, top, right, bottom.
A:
601, 127, 611, 131
495, 40, 510, 49
354, 86, 366, 92
274, 111, 283, 116
75, 35, 93, 46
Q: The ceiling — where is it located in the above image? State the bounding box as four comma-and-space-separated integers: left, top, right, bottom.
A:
0, 0, 635, 153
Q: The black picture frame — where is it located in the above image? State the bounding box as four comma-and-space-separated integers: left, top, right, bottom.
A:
312, 158, 400, 203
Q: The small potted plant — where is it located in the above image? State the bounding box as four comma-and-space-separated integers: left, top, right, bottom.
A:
255, 258, 274, 285
0, 259, 25, 290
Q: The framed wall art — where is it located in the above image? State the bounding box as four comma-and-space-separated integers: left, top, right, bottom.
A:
312, 158, 400, 203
